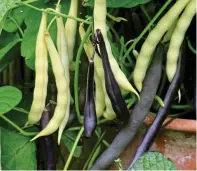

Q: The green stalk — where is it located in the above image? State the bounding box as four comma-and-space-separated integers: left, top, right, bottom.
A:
0, 114, 37, 136
83, 130, 106, 170
74, 23, 92, 123
122, 0, 173, 60
63, 127, 84, 170
19, 2, 91, 24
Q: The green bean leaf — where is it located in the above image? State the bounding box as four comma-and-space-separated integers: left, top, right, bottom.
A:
84, 0, 151, 8
131, 152, 177, 170
3, 6, 29, 33
21, 1, 70, 70
0, 86, 22, 114
0, 0, 20, 23
62, 130, 82, 158
1, 128, 36, 170
0, 32, 21, 72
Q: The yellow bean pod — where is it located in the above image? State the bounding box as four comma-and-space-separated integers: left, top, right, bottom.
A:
166, 0, 196, 82
65, 0, 78, 63
94, 72, 105, 118
31, 32, 68, 141
27, 12, 48, 125
56, 5, 71, 144
94, 0, 139, 99
133, 0, 190, 91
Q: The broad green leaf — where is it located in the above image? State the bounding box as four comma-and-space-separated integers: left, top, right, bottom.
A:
0, 0, 20, 22
131, 152, 177, 170
3, 6, 29, 33
84, 0, 151, 8
0, 86, 22, 114
0, 12, 8, 35
0, 33, 21, 71
0, 92, 35, 131
62, 130, 82, 158
1, 128, 36, 170
21, 0, 70, 70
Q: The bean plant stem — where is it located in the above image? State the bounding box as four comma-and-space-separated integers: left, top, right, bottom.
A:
47, 16, 56, 32
63, 127, 84, 170
83, 130, 106, 170
187, 37, 196, 54
74, 23, 92, 123
22, 0, 38, 4
13, 107, 29, 114
140, 5, 151, 22
0, 114, 37, 136
9, 16, 24, 37
19, 2, 91, 24
123, 0, 173, 60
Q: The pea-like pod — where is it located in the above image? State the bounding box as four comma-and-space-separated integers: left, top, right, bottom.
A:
65, 0, 78, 63
79, 24, 111, 119
27, 12, 48, 125
40, 103, 56, 170
90, 44, 163, 170
94, 0, 139, 98
96, 29, 130, 123
94, 71, 105, 118
128, 47, 185, 168
166, 0, 196, 82
31, 32, 68, 141
56, 5, 71, 145
133, 0, 190, 91
84, 59, 97, 137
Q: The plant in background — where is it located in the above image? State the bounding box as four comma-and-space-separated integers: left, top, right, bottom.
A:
0, 0, 196, 170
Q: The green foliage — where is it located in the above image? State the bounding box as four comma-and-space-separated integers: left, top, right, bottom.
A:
1, 128, 36, 170
131, 152, 177, 170
84, 0, 151, 8
3, 6, 30, 33
0, 32, 21, 71
0, 86, 22, 114
21, 0, 71, 70
0, 92, 36, 131
0, 0, 20, 22
62, 130, 82, 158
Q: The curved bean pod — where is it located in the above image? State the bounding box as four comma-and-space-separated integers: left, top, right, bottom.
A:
56, 5, 71, 145
166, 0, 196, 82
94, 71, 105, 118
84, 60, 97, 137
27, 12, 48, 125
90, 45, 163, 170
129, 48, 185, 168
79, 24, 116, 120
40, 103, 56, 170
65, 0, 78, 63
133, 0, 190, 91
96, 29, 130, 123
94, 0, 139, 99
31, 32, 68, 141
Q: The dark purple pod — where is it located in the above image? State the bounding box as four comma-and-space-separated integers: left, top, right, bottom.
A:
84, 60, 97, 137
40, 103, 56, 170
90, 44, 163, 170
128, 46, 185, 169
95, 29, 130, 124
